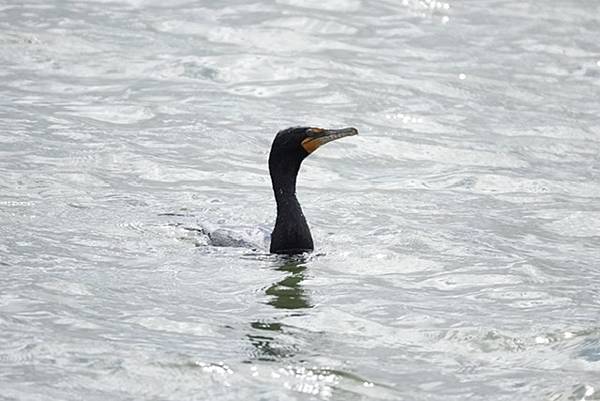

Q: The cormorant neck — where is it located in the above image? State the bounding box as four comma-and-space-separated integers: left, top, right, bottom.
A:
269, 151, 302, 205
272, 172, 298, 204
269, 158, 314, 254
273, 174, 303, 227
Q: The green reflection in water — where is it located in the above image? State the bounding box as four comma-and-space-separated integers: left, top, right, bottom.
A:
266, 260, 312, 310
247, 259, 312, 361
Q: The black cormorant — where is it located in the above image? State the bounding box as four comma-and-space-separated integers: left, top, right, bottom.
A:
268, 126, 358, 254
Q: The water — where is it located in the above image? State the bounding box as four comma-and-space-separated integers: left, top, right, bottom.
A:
1, 0, 599, 399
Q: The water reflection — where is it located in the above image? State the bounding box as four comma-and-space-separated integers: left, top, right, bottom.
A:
266, 261, 312, 310
247, 259, 312, 361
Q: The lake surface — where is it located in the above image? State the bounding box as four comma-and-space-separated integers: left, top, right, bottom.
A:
1, 0, 599, 400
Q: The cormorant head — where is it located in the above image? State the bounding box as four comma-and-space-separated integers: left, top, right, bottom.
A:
269, 126, 358, 170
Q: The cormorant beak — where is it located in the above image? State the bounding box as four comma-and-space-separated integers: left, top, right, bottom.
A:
301, 127, 358, 154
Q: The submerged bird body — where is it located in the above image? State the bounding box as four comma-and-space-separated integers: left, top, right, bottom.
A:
268, 126, 357, 254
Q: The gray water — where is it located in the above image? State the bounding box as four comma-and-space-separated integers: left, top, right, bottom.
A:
1, 0, 599, 400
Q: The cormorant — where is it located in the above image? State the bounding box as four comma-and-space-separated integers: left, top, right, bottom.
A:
268, 126, 358, 254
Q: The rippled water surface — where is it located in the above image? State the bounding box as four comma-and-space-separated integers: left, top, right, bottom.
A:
1, 0, 600, 400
